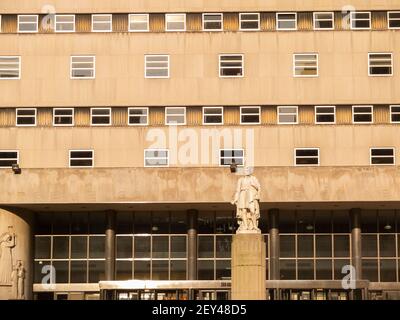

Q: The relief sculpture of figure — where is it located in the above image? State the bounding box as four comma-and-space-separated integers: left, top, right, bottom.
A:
12, 260, 25, 300
0, 226, 16, 286
231, 167, 261, 233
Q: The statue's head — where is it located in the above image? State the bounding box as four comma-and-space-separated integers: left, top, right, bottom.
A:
244, 167, 253, 176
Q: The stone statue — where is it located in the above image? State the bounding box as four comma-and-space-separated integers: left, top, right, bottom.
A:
11, 260, 25, 300
231, 167, 261, 233
0, 226, 16, 286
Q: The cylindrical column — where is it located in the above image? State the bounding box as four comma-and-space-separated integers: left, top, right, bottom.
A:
268, 209, 280, 280
350, 208, 362, 280
105, 210, 116, 281
187, 209, 198, 281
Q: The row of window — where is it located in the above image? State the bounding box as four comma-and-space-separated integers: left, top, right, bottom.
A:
0, 52, 394, 80
2, 12, 400, 33
8, 105, 400, 127
0, 147, 396, 168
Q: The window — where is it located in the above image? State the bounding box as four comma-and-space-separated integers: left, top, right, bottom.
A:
92, 14, 112, 32
390, 105, 400, 123
219, 149, 244, 167
53, 108, 74, 126
165, 107, 186, 125
240, 106, 260, 124
18, 15, 38, 33
350, 12, 371, 30
239, 13, 260, 31
55, 15, 75, 32
69, 150, 94, 168
129, 14, 149, 32
388, 11, 400, 29
0, 56, 21, 79
315, 106, 335, 124
370, 148, 395, 165
352, 106, 373, 124
313, 12, 334, 30
144, 149, 169, 167
219, 54, 244, 78
0, 15, 2, 32
70, 56, 95, 79
0, 151, 18, 168
128, 108, 148, 125
203, 13, 223, 31
165, 14, 186, 31
278, 106, 298, 124
91, 108, 111, 126
368, 53, 393, 76
276, 13, 297, 30
16, 108, 36, 126
293, 54, 318, 77
203, 107, 223, 125
145, 55, 169, 78
295, 148, 320, 166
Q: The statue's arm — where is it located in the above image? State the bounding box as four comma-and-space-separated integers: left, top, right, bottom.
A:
231, 179, 241, 204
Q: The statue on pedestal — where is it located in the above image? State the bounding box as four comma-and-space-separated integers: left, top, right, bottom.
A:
12, 260, 25, 300
231, 167, 261, 233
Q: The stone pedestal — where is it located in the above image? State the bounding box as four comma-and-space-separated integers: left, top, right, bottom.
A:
231, 233, 266, 300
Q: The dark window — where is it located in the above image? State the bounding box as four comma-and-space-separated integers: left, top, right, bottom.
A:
219, 55, 243, 77
216, 235, 231, 258
380, 260, 397, 282
89, 236, 105, 258
71, 236, 87, 259
53, 236, 69, 259
316, 259, 332, 280
298, 259, 314, 280
35, 237, 51, 259
152, 260, 168, 280
170, 260, 186, 280
134, 236, 151, 258
297, 235, 314, 258
219, 149, 244, 166
69, 150, 93, 167
52, 261, 69, 283
216, 260, 231, 280
280, 259, 296, 280
116, 260, 132, 281
171, 236, 186, 258
116, 236, 133, 259
362, 259, 378, 282
70, 261, 87, 283
333, 235, 350, 257
379, 234, 396, 257
91, 108, 111, 125
152, 236, 169, 258
295, 149, 319, 166
198, 236, 214, 258
0, 151, 18, 168
134, 260, 150, 280
89, 260, 105, 283
362, 235, 378, 257
198, 260, 214, 280
280, 235, 295, 257
316, 235, 332, 257
370, 148, 395, 165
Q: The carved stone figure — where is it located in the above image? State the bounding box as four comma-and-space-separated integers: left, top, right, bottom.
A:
0, 226, 16, 286
12, 260, 25, 300
231, 168, 261, 233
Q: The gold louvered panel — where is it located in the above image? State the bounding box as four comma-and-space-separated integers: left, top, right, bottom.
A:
187, 13, 202, 32
76, 14, 91, 33
224, 107, 240, 125
112, 108, 128, 126
260, 12, 276, 31
2, 15, 17, 33
37, 108, 53, 126
223, 13, 239, 31
299, 106, 314, 124
261, 106, 277, 124
372, 11, 388, 30
374, 105, 389, 124
75, 108, 90, 126
334, 12, 350, 30
0, 108, 16, 126
113, 14, 128, 32
149, 107, 164, 125
38, 14, 54, 33
150, 14, 165, 32
187, 107, 202, 125
298, 12, 313, 31
336, 106, 352, 124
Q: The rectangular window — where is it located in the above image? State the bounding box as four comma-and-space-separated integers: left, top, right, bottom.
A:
145, 55, 169, 78
388, 11, 400, 29
53, 108, 74, 126
239, 13, 260, 31
92, 14, 112, 32
390, 105, 400, 123
368, 53, 393, 76
219, 149, 244, 167
144, 149, 169, 167
55, 15, 75, 32
18, 15, 38, 33
165, 14, 186, 31
240, 106, 260, 124
350, 12, 371, 30
203, 13, 223, 31
16, 108, 36, 126
219, 54, 244, 78
70, 56, 95, 79
352, 105, 373, 124
315, 106, 336, 124
313, 12, 334, 30
295, 148, 320, 166
69, 150, 94, 168
293, 54, 318, 77
0, 56, 21, 79
128, 107, 148, 125
129, 14, 149, 32
91, 108, 111, 126
370, 148, 395, 165
278, 106, 298, 124
165, 107, 186, 125
276, 13, 297, 30
203, 107, 223, 125
0, 151, 18, 168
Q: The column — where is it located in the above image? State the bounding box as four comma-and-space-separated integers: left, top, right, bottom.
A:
350, 208, 362, 280
268, 209, 280, 280
105, 210, 116, 281
187, 209, 198, 281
